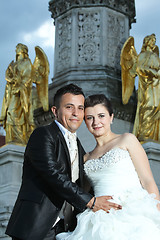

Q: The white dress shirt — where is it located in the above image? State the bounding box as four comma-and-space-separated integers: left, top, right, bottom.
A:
53, 120, 79, 227
55, 120, 79, 182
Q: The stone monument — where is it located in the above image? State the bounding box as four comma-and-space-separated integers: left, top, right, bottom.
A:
47, 0, 136, 151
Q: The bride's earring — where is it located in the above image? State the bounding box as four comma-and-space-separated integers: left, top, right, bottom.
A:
110, 113, 114, 125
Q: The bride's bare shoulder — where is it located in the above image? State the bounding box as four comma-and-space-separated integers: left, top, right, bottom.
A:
121, 132, 137, 141
119, 133, 139, 148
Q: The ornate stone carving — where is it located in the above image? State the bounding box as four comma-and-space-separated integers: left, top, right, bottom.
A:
56, 14, 72, 73
107, 13, 125, 69
0, 206, 13, 239
77, 10, 101, 65
49, 0, 135, 27
114, 108, 135, 122
48, 0, 137, 126
34, 108, 55, 127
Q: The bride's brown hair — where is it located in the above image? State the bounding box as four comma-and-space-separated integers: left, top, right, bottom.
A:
84, 94, 113, 116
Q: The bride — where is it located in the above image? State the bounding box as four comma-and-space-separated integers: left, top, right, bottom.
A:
56, 94, 160, 239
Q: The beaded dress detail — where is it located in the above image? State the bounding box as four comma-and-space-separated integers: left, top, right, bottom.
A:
56, 148, 160, 240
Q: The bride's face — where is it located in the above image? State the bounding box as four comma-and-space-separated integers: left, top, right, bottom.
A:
84, 104, 113, 137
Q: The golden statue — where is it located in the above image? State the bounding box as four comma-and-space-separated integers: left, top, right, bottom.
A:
0, 43, 49, 145
120, 34, 160, 143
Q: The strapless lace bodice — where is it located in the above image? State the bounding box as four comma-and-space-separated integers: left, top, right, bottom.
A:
84, 148, 142, 197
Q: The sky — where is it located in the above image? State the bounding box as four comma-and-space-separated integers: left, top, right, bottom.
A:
0, 0, 160, 120
0, 0, 55, 116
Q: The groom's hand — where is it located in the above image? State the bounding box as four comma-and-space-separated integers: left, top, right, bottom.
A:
87, 196, 122, 213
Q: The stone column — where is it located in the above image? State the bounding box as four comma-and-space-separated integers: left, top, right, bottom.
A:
49, 1, 135, 92
0, 144, 25, 240
143, 142, 160, 191
47, 0, 136, 151
36, 1, 137, 129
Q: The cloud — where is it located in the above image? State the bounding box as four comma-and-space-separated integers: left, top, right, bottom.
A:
131, 0, 160, 53
22, 20, 55, 48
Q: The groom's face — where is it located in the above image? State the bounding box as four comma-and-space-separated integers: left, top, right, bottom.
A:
52, 93, 84, 133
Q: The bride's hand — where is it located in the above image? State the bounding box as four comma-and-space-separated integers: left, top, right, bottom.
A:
87, 196, 122, 213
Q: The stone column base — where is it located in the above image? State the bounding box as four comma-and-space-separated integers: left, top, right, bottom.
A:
0, 144, 25, 239
143, 142, 160, 191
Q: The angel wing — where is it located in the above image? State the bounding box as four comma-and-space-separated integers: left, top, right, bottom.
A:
120, 36, 138, 104
32, 46, 50, 112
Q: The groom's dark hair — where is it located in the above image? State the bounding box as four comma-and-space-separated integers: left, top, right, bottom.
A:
84, 94, 113, 116
53, 83, 85, 109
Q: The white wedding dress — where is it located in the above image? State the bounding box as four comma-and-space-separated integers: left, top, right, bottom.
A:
56, 148, 160, 240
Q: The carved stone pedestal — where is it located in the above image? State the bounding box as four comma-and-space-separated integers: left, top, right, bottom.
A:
47, 0, 136, 130
0, 144, 25, 239
143, 142, 160, 191
32, 0, 137, 151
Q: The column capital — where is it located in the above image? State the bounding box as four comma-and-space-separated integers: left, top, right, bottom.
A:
49, 0, 135, 27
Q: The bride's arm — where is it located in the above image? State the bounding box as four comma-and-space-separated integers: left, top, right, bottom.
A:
124, 133, 160, 208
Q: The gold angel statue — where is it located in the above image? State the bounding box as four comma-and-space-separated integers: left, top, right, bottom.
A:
121, 34, 160, 143
0, 43, 49, 145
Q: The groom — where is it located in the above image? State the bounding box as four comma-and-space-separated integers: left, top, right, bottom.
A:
6, 84, 121, 240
